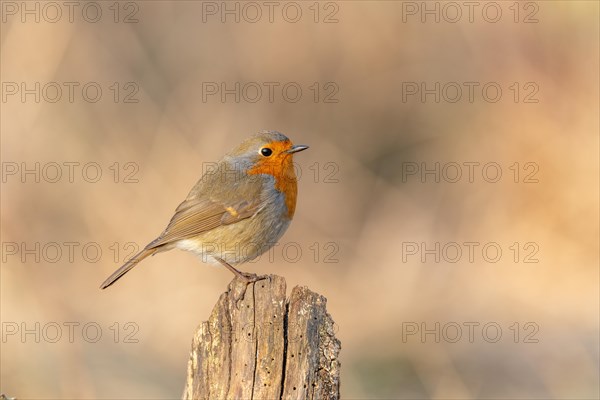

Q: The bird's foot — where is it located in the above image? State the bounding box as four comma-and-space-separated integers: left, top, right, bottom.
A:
229, 273, 269, 309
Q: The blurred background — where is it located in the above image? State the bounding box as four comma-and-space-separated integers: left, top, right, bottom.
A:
1, 1, 598, 398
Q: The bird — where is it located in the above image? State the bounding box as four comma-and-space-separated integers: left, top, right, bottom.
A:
100, 130, 308, 290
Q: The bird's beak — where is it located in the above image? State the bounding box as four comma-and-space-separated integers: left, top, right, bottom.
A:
286, 144, 309, 154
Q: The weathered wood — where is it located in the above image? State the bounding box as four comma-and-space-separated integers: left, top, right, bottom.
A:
183, 275, 341, 400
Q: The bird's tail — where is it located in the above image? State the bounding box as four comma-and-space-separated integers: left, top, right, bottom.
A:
100, 247, 158, 289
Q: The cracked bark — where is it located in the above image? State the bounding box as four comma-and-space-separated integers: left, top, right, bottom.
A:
182, 275, 341, 400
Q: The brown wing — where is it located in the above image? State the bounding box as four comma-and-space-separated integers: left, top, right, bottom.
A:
145, 198, 262, 250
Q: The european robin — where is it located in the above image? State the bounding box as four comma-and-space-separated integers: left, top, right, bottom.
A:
100, 131, 308, 289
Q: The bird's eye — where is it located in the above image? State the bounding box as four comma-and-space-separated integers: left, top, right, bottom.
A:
260, 147, 273, 157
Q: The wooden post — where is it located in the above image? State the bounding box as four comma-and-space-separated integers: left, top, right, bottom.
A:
183, 275, 341, 400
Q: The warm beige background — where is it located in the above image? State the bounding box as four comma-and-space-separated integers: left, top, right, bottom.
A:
1, 1, 598, 399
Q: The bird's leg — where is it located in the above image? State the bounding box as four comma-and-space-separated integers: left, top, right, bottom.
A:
215, 257, 259, 282
215, 258, 265, 307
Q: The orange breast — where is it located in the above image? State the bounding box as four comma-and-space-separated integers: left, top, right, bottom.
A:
247, 141, 298, 219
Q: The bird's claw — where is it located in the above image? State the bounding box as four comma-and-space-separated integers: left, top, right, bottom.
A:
229, 273, 268, 309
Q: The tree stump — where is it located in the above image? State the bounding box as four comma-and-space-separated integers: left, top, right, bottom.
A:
182, 275, 341, 400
